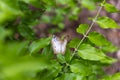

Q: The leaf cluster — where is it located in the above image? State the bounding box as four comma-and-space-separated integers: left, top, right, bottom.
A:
0, 0, 120, 80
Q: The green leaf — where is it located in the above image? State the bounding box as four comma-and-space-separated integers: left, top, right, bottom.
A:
58, 23, 64, 29
102, 73, 120, 80
77, 44, 116, 63
78, 44, 106, 61
37, 60, 61, 80
81, 0, 96, 10
76, 24, 89, 34
88, 32, 118, 53
101, 43, 118, 53
68, 38, 81, 48
17, 41, 30, 56
29, 37, 51, 54
100, 56, 116, 64
18, 25, 36, 40
65, 48, 71, 63
42, 0, 56, 6
108, 72, 120, 80
57, 53, 66, 64
104, 3, 119, 13
38, 68, 60, 80
55, 73, 76, 80
72, 7, 81, 15
42, 45, 54, 59
41, 15, 51, 23
0, 0, 22, 24
0, 27, 11, 42
88, 32, 109, 46
55, 73, 85, 80
93, 0, 103, 2
96, 16, 119, 28
2, 56, 50, 79
70, 59, 92, 76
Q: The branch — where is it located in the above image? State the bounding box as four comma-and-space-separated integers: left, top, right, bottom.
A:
70, 0, 106, 62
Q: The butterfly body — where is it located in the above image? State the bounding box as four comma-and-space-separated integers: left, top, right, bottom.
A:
51, 35, 68, 55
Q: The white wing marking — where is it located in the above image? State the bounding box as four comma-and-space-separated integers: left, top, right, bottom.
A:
61, 39, 67, 54
51, 35, 67, 54
51, 35, 61, 54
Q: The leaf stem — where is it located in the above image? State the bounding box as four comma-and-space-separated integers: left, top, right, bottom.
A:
70, 1, 105, 62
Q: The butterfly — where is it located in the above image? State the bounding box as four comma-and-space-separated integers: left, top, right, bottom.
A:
51, 35, 68, 55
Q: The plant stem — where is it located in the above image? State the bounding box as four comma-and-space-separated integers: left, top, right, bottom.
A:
70, 2, 104, 62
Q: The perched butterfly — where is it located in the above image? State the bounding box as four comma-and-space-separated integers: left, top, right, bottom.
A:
51, 35, 68, 55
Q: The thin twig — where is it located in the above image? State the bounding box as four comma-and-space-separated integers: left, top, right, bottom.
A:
70, 1, 105, 62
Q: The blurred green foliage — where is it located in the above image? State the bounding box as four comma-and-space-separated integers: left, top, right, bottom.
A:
40, 0, 99, 33
0, 0, 120, 80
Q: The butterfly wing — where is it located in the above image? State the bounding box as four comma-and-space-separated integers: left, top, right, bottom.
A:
51, 35, 61, 54
61, 39, 67, 54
